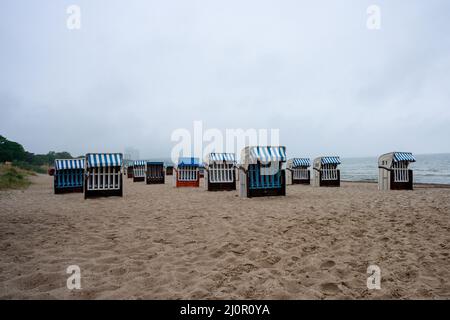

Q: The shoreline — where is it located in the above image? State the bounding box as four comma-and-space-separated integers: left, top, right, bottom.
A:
341, 180, 450, 189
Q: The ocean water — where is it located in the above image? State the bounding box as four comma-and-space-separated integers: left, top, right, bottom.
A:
340, 153, 450, 184
145, 153, 450, 185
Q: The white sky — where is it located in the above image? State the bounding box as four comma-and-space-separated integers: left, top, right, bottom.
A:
1, 0, 449, 158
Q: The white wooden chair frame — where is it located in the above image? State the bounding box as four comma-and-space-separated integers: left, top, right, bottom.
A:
209, 163, 234, 183
178, 166, 198, 181
322, 164, 338, 181
133, 165, 146, 178
293, 167, 309, 180
87, 166, 121, 191
392, 161, 409, 182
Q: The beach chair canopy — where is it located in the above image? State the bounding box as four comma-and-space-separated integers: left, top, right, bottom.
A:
378, 152, 416, 168
393, 152, 416, 162
176, 157, 200, 168
287, 158, 310, 169
86, 153, 123, 168
207, 153, 236, 165
241, 146, 286, 168
133, 160, 146, 166
313, 156, 341, 169
55, 159, 84, 170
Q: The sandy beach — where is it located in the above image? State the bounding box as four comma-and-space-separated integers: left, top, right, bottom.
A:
0, 174, 449, 299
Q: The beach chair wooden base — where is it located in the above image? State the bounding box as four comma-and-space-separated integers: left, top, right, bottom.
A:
176, 180, 200, 187
390, 170, 413, 190
54, 186, 83, 194
248, 187, 285, 197
207, 181, 236, 191
84, 188, 123, 199
292, 178, 310, 185
146, 177, 165, 184
133, 176, 145, 182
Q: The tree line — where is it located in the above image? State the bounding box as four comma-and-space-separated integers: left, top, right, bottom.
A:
0, 135, 76, 172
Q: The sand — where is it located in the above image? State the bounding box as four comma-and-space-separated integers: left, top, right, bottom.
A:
0, 174, 449, 299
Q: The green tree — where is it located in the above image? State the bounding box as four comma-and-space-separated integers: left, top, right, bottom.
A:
1, 135, 74, 168
0, 135, 27, 162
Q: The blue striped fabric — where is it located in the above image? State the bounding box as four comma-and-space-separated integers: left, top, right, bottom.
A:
209, 153, 236, 163
321, 156, 341, 165
133, 160, 146, 166
86, 153, 123, 168
393, 152, 416, 162
292, 158, 310, 167
177, 157, 200, 167
55, 159, 85, 170
250, 146, 286, 162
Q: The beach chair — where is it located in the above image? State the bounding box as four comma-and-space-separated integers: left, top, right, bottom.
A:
165, 165, 174, 176
205, 153, 236, 191
174, 157, 200, 187
238, 146, 286, 198
146, 162, 165, 184
199, 163, 206, 178
53, 159, 84, 194
133, 160, 146, 182
126, 165, 133, 179
378, 152, 416, 190
312, 156, 341, 187
287, 158, 311, 185
84, 153, 123, 198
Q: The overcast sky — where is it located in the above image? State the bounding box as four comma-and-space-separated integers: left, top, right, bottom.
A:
1, 0, 449, 159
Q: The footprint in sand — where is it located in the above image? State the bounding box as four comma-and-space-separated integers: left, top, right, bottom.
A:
320, 282, 342, 294
109, 267, 127, 276
320, 260, 336, 270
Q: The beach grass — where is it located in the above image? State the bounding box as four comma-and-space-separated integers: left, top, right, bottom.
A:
0, 164, 34, 190
12, 161, 48, 174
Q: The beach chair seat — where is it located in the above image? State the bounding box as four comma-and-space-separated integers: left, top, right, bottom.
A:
53, 159, 84, 194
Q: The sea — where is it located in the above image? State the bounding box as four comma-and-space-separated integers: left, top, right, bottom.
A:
340, 153, 450, 184
144, 153, 450, 185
